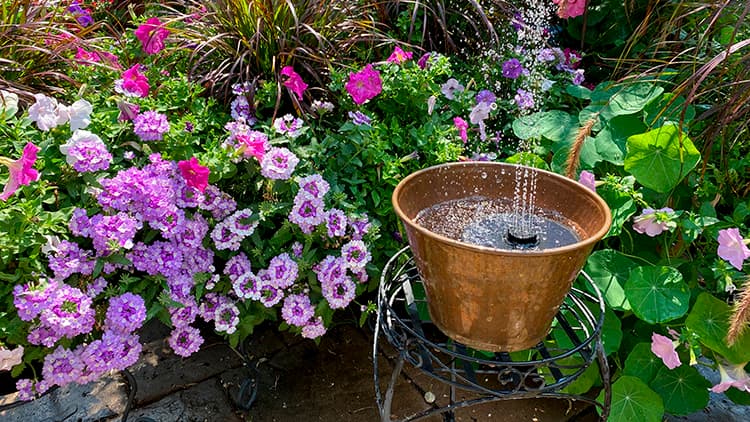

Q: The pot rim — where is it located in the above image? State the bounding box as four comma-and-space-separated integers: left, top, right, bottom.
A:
392, 162, 613, 257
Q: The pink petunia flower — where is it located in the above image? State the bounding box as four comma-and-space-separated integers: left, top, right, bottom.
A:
717, 228, 750, 271
1, 142, 40, 201
651, 332, 681, 369
711, 362, 750, 393
235, 131, 268, 161
553, 0, 587, 19
134, 17, 170, 55
632, 207, 675, 237
453, 117, 468, 143
280, 66, 308, 100
178, 157, 210, 193
75, 47, 100, 64
345, 64, 382, 105
387, 46, 413, 64
578, 170, 596, 192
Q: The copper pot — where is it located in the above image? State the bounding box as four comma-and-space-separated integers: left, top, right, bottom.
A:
392, 162, 611, 352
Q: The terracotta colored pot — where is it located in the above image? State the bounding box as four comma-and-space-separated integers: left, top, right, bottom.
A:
392, 162, 611, 352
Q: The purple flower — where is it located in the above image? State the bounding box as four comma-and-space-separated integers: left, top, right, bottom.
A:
348, 111, 371, 126
133, 110, 170, 141
170, 300, 198, 328
40, 284, 95, 340
350, 216, 371, 240
13, 282, 53, 322
651, 332, 681, 369
168, 325, 204, 357
322, 276, 356, 309
345, 64, 382, 105
273, 114, 304, 138
476, 90, 496, 104
341, 240, 371, 270
230, 95, 255, 122
88, 212, 142, 255
259, 283, 284, 308
296, 174, 330, 200
632, 208, 675, 237
514, 88, 535, 110
326, 208, 348, 238
210, 221, 243, 251
292, 241, 304, 257
226, 208, 259, 237
105, 293, 146, 334
572, 69, 586, 85
440, 78, 464, 100
87, 277, 108, 297
42, 346, 84, 388
578, 170, 596, 192
302, 317, 327, 339
260, 147, 299, 180
502, 58, 525, 79
417, 53, 431, 69
214, 302, 240, 334
281, 293, 315, 327
289, 197, 325, 233
46, 240, 95, 280
267, 253, 298, 289
224, 252, 252, 282
233, 272, 261, 300
717, 228, 750, 271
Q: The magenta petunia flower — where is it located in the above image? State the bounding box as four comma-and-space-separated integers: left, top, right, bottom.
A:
134, 17, 170, 55
345, 64, 382, 105
115, 65, 150, 98
280, 66, 308, 100
717, 228, 750, 271
453, 117, 468, 143
178, 157, 210, 193
387, 46, 413, 64
1, 142, 40, 201
651, 332, 681, 369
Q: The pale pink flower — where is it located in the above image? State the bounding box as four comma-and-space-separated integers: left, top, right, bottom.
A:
345, 64, 382, 105
134, 17, 170, 55
717, 228, 750, 271
578, 170, 596, 192
0, 345, 23, 371
280, 66, 308, 100
1, 142, 40, 201
651, 332, 681, 369
27, 93, 63, 131
632, 207, 674, 237
711, 362, 750, 393
553, 0, 587, 19
58, 99, 93, 131
387, 46, 413, 64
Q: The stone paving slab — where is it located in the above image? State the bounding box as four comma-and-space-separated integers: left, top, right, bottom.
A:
0, 373, 127, 422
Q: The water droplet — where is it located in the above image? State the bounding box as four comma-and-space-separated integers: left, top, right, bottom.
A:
481, 172, 487, 179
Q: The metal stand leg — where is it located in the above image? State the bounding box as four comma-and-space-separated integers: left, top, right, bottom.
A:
596, 338, 611, 421
381, 354, 405, 422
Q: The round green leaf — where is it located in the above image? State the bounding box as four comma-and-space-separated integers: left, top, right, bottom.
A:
649, 365, 710, 415
623, 343, 665, 384
624, 123, 701, 193
624, 266, 689, 324
726, 387, 750, 405
598, 375, 664, 422
601, 305, 623, 356
512, 110, 577, 142
585, 249, 638, 311
685, 293, 750, 364
596, 182, 637, 239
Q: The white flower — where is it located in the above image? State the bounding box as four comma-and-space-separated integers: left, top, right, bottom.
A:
440, 78, 464, 100
0, 90, 19, 120
65, 99, 93, 131
0, 345, 24, 372
59, 130, 103, 167
27, 93, 63, 131
427, 95, 437, 115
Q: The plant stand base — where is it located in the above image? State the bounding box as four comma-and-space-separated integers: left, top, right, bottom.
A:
373, 247, 611, 422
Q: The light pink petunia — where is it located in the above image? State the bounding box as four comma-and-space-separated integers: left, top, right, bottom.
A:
1, 142, 40, 201
134, 17, 170, 55
711, 362, 750, 393
717, 228, 750, 271
553, 0, 587, 19
0, 345, 24, 371
651, 332, 681, 369
345, 64, 382, 105
178, 157, 210, 193
578, 170, 596, 192
632, 207, 674, 237
280, 66, 308, 100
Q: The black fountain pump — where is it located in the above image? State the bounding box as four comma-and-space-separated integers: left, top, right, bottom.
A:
506, 228, 539, 248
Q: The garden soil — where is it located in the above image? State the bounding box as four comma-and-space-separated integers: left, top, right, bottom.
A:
1, 321, 748, 421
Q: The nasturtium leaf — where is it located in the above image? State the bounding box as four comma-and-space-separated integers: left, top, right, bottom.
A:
649, 365, 710, 415
726, 387, 750, 405
599, 83, 665, 120
598, 376, 664, 422
566, 84, 592, 99
585, 250, 637, 311
624, 124, 701, 193
601, 305, 623, 356
625, 266, 689, 324
685, 293, 750, 364
595, 115, 648, 166
623, 343, 665, 384
594, 128, 625, 165
596, 185, 637, 239
512, 110, 577, 142
551, 136, 601, 173
643, 93, 696, 128
560, 357, 600, 395
505, 152, 549, 170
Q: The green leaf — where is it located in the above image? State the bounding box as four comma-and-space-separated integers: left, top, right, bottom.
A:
685, 293, 750, 364
560, 357, 600, 395
624, 124, 701, 193
585, 250, 638, 311
649, 365, 710, 415
624, 266, 690, 324
643, 93, 696, 127
601, 305, 623, 356
505, 152, 549, 169
599, 376, 664, 422
623, 343, 664, 384
566, 84, 592, 99
598, 83, 665, 120
597, 184, 637, 239
726, 387, 750, 405
512, 110, 577, 142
